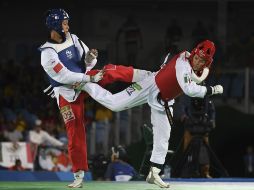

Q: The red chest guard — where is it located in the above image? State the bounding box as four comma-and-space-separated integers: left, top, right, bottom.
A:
155, 53, 183, 101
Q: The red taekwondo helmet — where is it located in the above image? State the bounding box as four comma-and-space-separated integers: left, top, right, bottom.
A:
190, 40, 215, 69
189, 40, 216, 84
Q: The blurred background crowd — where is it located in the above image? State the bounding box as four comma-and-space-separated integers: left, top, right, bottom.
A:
1, 0, 254, 180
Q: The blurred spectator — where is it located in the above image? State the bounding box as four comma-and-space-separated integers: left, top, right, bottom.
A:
2, 108, 16, 123
44, 117, 59, 138
28, 119, 64, 147
28, 119, 64, 171
3, 121, 23, 142
15, 112, 28, 133
243, 145, 254, 178
38, 148, 60, 171
95, 104, 113, 122
57, 149, 72, 172
116, 15, 143, 66
105, 145, 137, 181
8, 159, 25, 171
18, 108, 39, 129
3, 84, 15, 108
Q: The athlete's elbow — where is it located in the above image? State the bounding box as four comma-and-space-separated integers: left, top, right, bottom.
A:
183, 88, 197, 97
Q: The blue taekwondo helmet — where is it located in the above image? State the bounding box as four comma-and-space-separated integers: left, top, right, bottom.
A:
45, 9, 70, 35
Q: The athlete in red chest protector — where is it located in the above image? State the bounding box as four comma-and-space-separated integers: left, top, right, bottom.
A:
82, 40, 223, 188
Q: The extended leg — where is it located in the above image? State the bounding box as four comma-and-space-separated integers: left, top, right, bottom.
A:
82, 75, 154, 112
59, 93, 87, 188
146, 107, 172, 188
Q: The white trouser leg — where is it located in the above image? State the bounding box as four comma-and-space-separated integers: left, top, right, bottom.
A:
150, 107, 172, 165
83, 76, 154, 112
132, 69, 153, 82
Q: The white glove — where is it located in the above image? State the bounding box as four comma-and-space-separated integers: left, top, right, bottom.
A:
85, 49, 98, 63
90, 70, 104, 83
211, 85, 223, 95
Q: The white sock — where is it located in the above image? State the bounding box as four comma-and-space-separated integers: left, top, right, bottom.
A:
74, 170, 84, 180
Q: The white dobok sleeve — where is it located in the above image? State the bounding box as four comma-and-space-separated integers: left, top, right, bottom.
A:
72, 34, 97, 71
28, 131, 38, 144
175, 58, 207, 98
41, 48, 90, 84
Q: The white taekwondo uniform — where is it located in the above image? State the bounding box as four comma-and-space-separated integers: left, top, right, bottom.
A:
83, 51, 208, 164
40, 32, 96, 105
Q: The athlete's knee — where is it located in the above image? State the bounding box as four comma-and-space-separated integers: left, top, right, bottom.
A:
132, 69, 153, 82
156, 141, 169, 153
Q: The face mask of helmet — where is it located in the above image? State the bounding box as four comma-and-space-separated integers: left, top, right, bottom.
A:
189, 40, 216, 84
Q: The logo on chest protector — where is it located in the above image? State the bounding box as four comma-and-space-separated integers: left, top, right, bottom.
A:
66, 50, 73, 59
126, 83, 142, 96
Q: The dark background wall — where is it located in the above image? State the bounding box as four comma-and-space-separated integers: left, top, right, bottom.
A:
0, 0, 218, 68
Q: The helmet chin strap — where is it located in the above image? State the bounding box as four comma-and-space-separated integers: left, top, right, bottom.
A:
59, 30, 66, 42
190, 67, 209, 84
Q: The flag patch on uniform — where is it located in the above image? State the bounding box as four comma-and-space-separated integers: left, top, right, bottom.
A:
53, 63, 63, 73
